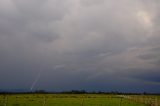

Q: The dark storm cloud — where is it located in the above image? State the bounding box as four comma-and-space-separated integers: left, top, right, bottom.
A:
0, 0, 160, 92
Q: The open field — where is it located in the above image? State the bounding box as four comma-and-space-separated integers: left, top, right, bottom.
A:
0, 94, 159, 106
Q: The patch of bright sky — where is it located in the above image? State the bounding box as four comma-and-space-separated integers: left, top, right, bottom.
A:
137, 10, 152, 28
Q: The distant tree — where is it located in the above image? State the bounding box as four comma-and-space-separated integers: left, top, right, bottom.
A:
143, 92, 147, 95
35, 90, 46, 94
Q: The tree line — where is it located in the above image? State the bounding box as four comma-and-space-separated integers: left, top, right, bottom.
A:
0, 90, 160, 95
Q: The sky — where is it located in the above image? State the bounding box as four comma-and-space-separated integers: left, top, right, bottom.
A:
0, 0, 160, 93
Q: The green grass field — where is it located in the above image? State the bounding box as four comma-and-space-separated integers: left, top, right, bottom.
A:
0, 94, 158, 106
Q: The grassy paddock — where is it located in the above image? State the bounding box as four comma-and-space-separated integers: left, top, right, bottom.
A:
0, 94, 156, 106
125, 95, 160, 106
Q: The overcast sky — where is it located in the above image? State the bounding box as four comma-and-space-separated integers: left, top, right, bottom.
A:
0, 0, 160, 93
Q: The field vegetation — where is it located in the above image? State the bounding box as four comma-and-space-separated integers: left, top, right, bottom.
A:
1, 94, 158, 106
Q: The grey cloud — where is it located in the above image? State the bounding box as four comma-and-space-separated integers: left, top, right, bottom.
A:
0, 0, 160, 92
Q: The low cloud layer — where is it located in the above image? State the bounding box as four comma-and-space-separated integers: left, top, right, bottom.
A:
0, 0, 160, 93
